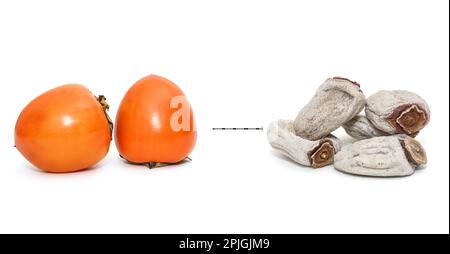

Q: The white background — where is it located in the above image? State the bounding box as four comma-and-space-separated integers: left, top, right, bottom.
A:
0, 0, 448, 234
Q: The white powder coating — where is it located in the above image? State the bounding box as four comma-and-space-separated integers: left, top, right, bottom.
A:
343, 115, 388, 140
334, 135, 424, 177
294, 78, 366, 141
365, 90, 430, 135
267, 119, 341, 168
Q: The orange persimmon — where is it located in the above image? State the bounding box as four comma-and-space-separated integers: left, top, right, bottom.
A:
114, 75, 196, 166
15, 84, 112, 173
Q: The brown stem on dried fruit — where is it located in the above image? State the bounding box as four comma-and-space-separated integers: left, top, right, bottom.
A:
308, 140, 335, 168
386, 104, 427, 135
400, 137, 427, 167
96, 95, 114, 139
119, 154, 192, 169
332, 77, 360, 87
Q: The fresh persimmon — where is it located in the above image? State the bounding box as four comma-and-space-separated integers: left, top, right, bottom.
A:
15, 84, 113, 173
115, 75, 197, 167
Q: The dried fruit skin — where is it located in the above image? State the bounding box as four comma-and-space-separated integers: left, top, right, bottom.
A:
267, 119, 341, 168
15, 85, 111, 173
365, 90, 430, 135
114, 75, 197, 164
343, 115, 388, 140
294, 77, 366, 141
333, 135, 427, 177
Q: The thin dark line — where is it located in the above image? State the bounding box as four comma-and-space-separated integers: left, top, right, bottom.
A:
212, 127, 263, 131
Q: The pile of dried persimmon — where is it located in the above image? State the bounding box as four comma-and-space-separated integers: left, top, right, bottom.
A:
267, 77, 430, 177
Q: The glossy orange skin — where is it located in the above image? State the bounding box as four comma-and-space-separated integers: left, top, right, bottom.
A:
115, 75, 197, 164
15, 84, 111, 173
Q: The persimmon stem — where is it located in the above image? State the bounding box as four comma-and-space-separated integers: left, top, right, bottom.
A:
96, 95, 114, 139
